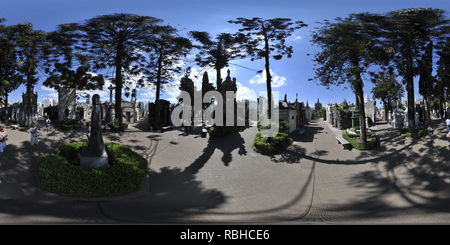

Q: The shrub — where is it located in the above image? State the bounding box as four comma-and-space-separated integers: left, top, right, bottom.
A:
406, 128, 425, 139
108, 122, 129, 131
397, 128, 408, 134
253, 132, 293, 154
342, 132, 377, 150
257, 120, 290, 133
397, 127, 425, 139
56, 119, 78, 131
279, 121, 290, 133
38, 141, 148, 197
60, 124, 75, 131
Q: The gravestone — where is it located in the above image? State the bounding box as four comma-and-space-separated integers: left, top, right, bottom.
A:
80, 94, 108, 167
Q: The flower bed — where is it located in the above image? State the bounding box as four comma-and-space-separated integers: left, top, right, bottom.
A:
37, 141, 148, 197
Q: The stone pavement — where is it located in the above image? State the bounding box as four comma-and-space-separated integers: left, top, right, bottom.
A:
1, 116, 450, 224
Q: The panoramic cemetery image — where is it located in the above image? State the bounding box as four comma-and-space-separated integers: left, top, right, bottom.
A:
2, 0, 450, 228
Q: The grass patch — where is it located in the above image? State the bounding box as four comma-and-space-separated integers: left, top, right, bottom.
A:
397, 127, 425, 140
38, 141, 148, 197
342, 131, 377, 150
108, 122, 129, 131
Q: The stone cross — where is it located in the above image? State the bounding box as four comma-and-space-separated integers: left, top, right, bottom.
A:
108, 85, 115, 104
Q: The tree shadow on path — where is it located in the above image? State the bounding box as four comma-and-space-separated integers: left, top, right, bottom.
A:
98, 131, 252, 222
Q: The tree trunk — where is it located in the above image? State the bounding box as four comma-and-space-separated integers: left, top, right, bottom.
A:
216, 43, 223, 93
26, 74, 32, 127
263, 27, 274, 142
155, 49, 163, 127
355, 72, 367, 144
424, 97, 431, 128
263, 26, 272, 120
4, 94, 9, 126
406, 43, 416, 133
115, 40, 123, 128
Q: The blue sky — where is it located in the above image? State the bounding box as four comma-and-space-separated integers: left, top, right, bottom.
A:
2, 0, 449, 108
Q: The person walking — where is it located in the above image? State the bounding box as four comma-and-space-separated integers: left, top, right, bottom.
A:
0, 126, 7, 153
444, 117, 450, 146
45, 118, 51, 133
30, 122, 39, 152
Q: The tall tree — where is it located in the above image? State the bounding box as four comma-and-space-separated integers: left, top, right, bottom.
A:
419, 41, 433, 126
201, 71, 215, 110
178, 67, 195, 106
142, 25, 192, 127
5, 22, 51, 126
437, 36, 450, 117
0, 19, 25, 124
76, 13, 162, 128
362, 8, 450, 132
228, 17, 307, 120
310, 14, 386, 144
189, 31, 247, 92
43, 23, 104, 92
370, 71, 404, 121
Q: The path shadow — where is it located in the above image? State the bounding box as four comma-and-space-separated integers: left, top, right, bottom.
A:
107, 130, 249, 219
293, 126, 324, 143
269, 144, 307, 164
140, 166, 227, 216
211, 131, 247, 166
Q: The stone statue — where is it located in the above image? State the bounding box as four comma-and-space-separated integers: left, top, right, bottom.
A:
64, 107, 69, 120
81, 94, 105, 157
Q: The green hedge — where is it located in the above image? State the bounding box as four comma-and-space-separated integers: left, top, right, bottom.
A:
108, 122, 129, 131
257, 120, 290, 133
56, 119, 78, 131
38, 141, 148, 197
342, 132, 377, 150
252, 132, 293, 154
60, 124, 75, 131
398, 127, 425, 139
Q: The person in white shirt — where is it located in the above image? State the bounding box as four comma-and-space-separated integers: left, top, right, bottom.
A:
0, 126, 7, 153
45, 118, 51, 133
30, 122, 39, 152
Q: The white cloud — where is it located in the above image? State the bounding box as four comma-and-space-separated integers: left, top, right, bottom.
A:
41, 86, 56, 92
236, 82, 257, 101
249, 69, 286, 88
48, 92, 58, 99
291, 35, 302, 41
272, 74, 286, 88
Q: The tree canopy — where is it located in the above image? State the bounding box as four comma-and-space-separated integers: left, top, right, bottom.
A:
74, 13, 163, 127
229, 17, 307, 120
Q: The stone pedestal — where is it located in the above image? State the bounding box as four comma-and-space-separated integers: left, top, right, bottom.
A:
80, 150, 109, 167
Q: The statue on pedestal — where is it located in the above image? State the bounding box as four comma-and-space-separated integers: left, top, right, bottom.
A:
81, 94, 105, 157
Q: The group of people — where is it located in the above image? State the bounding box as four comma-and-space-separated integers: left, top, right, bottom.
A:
0, 117, 92, 153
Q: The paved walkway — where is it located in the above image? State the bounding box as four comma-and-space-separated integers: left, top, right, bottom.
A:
1, 116, 450, 224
